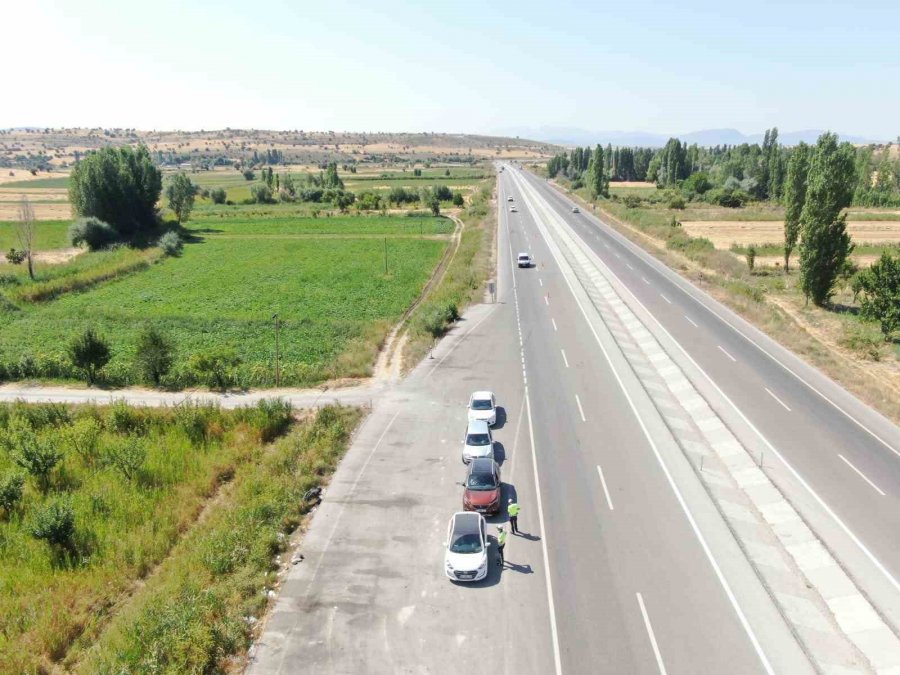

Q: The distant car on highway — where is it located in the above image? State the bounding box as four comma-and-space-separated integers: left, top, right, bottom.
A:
467, 390, 497, 426
510, 205, 517, 212
444, 511, 490, 581
462, 419, 493, 463
507, 196, 514, 202
462, 458, 502, 515
517, 252, 533, 268
572, 206, 580, 213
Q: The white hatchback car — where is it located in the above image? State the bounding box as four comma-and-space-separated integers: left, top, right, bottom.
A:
444, 511, 490, 582
467, 390, 497, 426
462, 419, 493, 463
517, 252, 533, 268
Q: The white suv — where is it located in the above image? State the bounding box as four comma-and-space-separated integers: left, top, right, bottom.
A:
462, 419, 493, 463
517, 252, 533, 268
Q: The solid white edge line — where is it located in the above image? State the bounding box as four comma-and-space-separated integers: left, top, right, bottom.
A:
575, 394, 586, 422
764, 387, 792, 412
564, 179, 900, 460
597, 465, 615, 510
513, 170, 775, 674
717, 345, 737, 362
685, 315, 699, 328
561, 348, 570, 369
637, 593, 668, 675
839, 454, 886, 496
533, 170, 900, 597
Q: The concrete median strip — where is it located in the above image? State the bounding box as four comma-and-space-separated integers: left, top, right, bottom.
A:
517, 174, 900, 674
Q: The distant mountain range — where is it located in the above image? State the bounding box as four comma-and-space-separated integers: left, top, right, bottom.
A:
496, 126, 885, 148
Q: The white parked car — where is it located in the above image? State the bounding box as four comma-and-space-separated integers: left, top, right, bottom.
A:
462, 419, 493, 463
444, 511, 490, 582
467, 391, 497, 426
517, 252, 533, 268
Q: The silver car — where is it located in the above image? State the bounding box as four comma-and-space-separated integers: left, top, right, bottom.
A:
462, 419, 493, 463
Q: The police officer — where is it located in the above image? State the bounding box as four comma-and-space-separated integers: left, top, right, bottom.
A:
497, 525, 508, 567
507, 498, 520, 534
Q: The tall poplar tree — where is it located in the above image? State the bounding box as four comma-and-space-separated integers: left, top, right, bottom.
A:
782, 142, 810, 273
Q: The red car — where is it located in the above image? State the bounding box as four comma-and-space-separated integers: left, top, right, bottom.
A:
462, 458, 502, 515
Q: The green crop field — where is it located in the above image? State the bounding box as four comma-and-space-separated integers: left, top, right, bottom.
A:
0, 220, 71, 252
0, 214, 449, 387
187, 213, 453, 236
0, 176, 71, 189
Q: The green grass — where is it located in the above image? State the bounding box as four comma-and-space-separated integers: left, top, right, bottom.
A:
0, 218, 448, 388
0, 176, 70, 189
187, 214, 453, 237
0, 220, 71, 251
0, 400, 358, 673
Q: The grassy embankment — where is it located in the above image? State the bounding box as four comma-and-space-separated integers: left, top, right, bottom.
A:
0, 400, 362, 673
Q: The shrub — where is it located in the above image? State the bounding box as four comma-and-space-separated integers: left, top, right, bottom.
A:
234, 399, 293, 443
706, 188, 749, 208
30, 497, 75, 549
135, 326, 175, 386
623, 194, 642, 208
69, 217, 117, 251
250, 184, 275, 204
68, 327, 111, 385
3, 417, 63, 490
746, 246, 757, 272
210, 188, 227, 204
158, 231, 183, 257
103, 435, 146, 481
839, 322, 886, 360
852, 252, 900, 338
5, 248, 25, 265
188, 348, 242, 391
59, 417, 102, 466
682, 172, 712, 195
452, 191, 464, 207
242, 170, 255, 181
667, 195, 686, 210
0, 472, 24, 513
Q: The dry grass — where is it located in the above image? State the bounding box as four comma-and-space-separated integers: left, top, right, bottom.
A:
0, 201, 71, 219
0, 170, 68, 185
682, 220, 900, 248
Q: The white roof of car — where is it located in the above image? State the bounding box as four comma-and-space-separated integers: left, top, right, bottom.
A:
466, 419, 490, 433
471, 390, 494, 400
517, 252, 530, 257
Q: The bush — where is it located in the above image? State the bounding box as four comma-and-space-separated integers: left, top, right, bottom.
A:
746, 246, 757, 272
242, 170, 255, 181
2, 417, 63, 490
250, 184, 275, 204
188, 348, 242, 391
667, 195, 686, 210
5, 248, 25, 265
135, 326, 175, 386
852, 252, 900, 338
0, 472, 24, 513
839, 322, 886, 360
452, 191, 464, 207
158, 231, 183, 257
30, 497, 75, 549
210, 188, 227, 204
706, 188, 749, 208
682, 172, 712, 195
68, 327, 111, 385
59, 417, 102, 466
623, 194, 642, 208
69, 217, 117, 251
102, 435, 146, 481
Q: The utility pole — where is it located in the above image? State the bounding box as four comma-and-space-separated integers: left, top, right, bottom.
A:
272, 313, 280, 387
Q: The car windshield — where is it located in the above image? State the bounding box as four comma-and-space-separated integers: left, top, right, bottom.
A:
467, 472, 498, 490
518, 255, 529, 261
466, 433, 490, 446
450, 533, 483, 554
471, 399, 492, 411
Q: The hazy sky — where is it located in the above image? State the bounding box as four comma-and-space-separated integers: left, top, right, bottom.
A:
5, 0, 898, 139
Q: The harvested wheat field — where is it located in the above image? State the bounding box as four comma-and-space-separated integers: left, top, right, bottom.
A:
0, 188, 69, 201
682, 220, 900, 248
752, 254, 882, 269
0, 170, 69, 185
0, 201, 71, 219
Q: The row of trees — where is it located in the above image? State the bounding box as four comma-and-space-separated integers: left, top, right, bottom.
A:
547, 131, 900, 207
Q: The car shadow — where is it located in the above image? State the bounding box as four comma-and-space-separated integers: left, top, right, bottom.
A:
493, 441, 506, 465
493, 406, 507, 430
